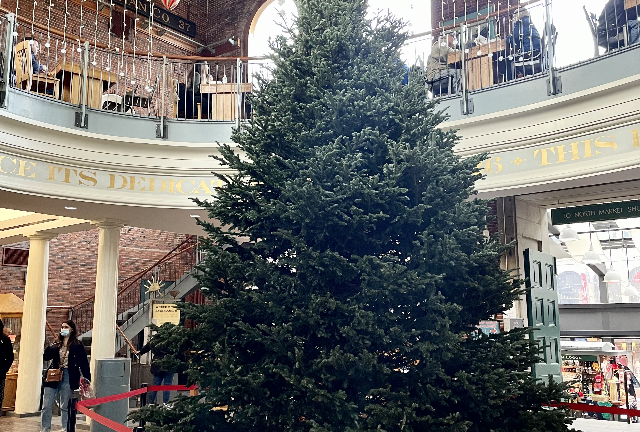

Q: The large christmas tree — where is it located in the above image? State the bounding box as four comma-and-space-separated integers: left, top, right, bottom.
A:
135, 0, 576, 430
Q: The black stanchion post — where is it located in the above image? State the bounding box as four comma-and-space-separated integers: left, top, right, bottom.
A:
625, 371, 631, 424
67, 396, 78, 432
141, 382, 148, 407
138, 382, 148, 431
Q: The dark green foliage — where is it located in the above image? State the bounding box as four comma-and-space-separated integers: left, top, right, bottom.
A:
131, 0, 578, 430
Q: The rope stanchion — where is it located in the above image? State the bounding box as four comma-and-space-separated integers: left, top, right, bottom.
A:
75, 384, 197, 432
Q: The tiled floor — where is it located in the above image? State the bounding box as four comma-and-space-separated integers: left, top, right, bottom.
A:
573, 418, 640, 431
3, 413, 640, 432
0, 413, 89, 432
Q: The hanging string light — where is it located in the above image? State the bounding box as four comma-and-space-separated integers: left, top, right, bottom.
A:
119, 3, 126, 77
45, 0, 53, 48
106, 0, 114, 71
61, 0, 69, 54
131, 0, 138, 85
146, 0, 154, 92
14, 0, 20, 35
92, 0, 98, 65
77, 0, 84, 54
30, 0, 36, 39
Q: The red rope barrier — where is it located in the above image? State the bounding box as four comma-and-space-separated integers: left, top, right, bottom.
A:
545, 402, 640, 417
76, 384, 198, 432
79, 390, 640, 432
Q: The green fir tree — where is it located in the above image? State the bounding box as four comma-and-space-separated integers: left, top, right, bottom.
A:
133, 0, 577, 430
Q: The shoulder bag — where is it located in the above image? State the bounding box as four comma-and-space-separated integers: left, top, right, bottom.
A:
45, 344, 68, 383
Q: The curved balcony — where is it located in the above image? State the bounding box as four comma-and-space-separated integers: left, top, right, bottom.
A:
0, 1, 639, 231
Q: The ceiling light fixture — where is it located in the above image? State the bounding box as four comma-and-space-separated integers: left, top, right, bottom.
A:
559, 227, 579, 242
189, 214, 200, 218
622, 283, 640, 297
64, 206, 77, 210
604, 229, 623, 284
582, 250, 601, 264
582, 223, 602, 264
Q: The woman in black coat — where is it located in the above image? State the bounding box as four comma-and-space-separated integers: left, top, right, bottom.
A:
41, 320, 91, 432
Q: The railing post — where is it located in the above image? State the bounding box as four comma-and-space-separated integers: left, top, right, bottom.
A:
236, 57, 242, 129
1, 13, 16, 108
459, 24, 473, 115
157, 55, 167, 139
75, 41, 89, 128
545, 0, 560, 95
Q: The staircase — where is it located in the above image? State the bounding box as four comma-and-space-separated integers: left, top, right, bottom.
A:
68, 235, 202, 353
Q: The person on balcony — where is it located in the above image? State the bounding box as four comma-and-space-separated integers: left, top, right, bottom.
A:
28, 39, 48, 75
0, 319, 14, 408
41, 320, 91, 432
597, 0, 639, 51
508, 7, 541, 78
425, 33, 461, 96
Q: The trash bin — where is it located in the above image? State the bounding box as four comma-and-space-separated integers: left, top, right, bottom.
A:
90, 358, 131, 432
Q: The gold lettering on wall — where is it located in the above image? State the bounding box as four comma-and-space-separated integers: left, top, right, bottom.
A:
79, 171, 98, 186
533, 147, 556, 166
0, 156, 17, 174
17, 160, 36, 178
594, 135, 617, 151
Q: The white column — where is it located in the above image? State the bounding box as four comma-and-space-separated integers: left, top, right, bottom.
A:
15, 232, 57, 415
89, 219, 125, 378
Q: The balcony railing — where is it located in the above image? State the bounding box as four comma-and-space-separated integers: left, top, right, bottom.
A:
0, 0, 639, 127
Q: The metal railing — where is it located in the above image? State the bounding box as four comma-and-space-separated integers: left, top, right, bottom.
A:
0, 9, 271, 127
419, 0, 640, 104
69, 234, 199, 336
1, 1, 640, 122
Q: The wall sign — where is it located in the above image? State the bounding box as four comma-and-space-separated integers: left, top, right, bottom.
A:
153, 303, 180, 326
111, 0, 197, 38
551, 199, 640, 225
475, 124, 640, 193
478, 320, 500, 335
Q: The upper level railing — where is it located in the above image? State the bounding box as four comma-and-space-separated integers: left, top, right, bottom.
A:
0, 1, 639, 129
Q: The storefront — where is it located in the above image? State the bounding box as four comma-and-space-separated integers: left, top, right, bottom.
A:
0, 293, 22, 412
562, 341, 635, 410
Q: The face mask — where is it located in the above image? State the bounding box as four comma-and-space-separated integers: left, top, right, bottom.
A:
61, 329, 70, 337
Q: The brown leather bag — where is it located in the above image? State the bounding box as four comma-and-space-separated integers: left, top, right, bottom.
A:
45, 345, 68, 382
46, 367, 63, 382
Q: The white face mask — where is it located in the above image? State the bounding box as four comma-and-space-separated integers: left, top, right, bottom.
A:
60, 329, 70, 337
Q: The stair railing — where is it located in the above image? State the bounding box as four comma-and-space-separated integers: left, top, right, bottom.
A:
70, 235, 199, 336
